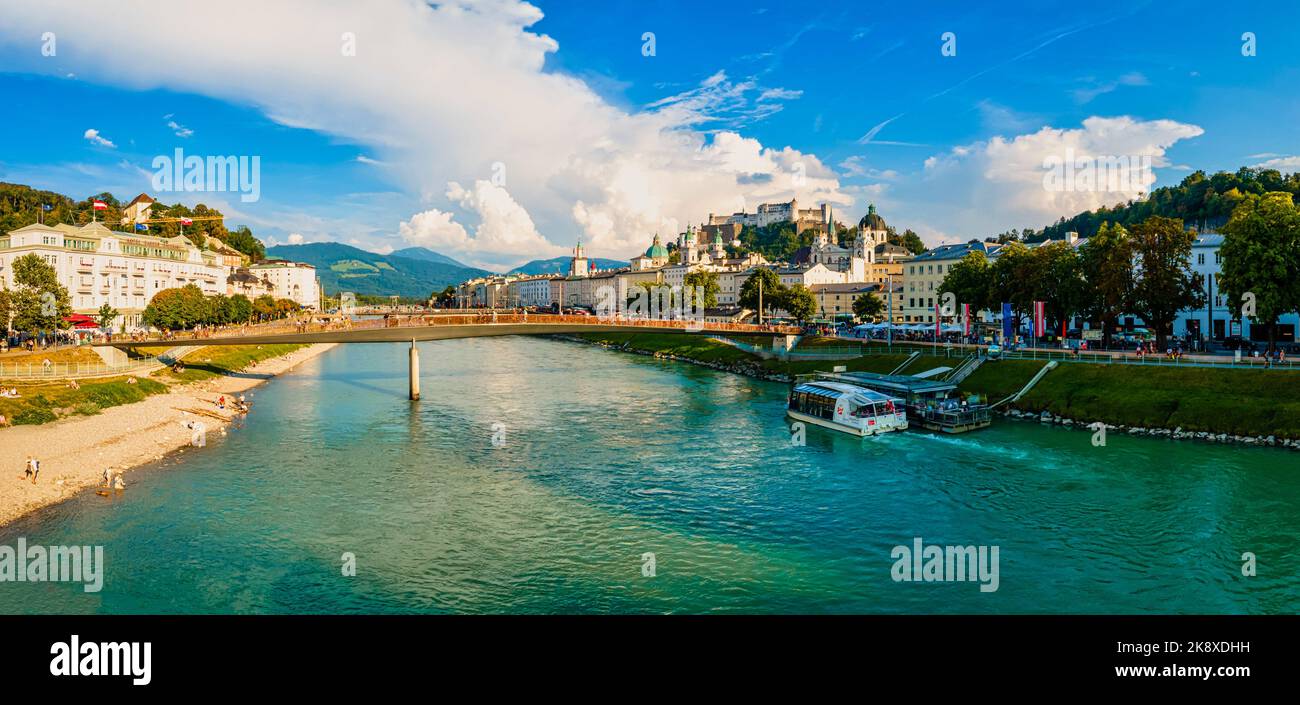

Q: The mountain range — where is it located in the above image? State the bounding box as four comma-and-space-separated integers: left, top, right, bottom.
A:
268, 243, 629, 299
508, 256, 627, 276
266, 242, 491, 299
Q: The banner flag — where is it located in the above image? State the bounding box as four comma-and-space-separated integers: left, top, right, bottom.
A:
1001, 303, 1013, 342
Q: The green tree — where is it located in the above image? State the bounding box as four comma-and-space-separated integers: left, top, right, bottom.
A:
988, 242, 1035, 336
96, 303, 119, 330
852, 292, 885, 321
1219, 192, 1300, 352
252, 294, 277, 321
6, 253, 72, 332
782, 284, 817, 323
1030, 241, 1089, 336
683, 270, 720, 309
225, 225, 267, 262
1078, 222, 1135, 349
433, 286, 456, 307
738, 268, 785, 317
142, 285, 208, 330
893, 228, 928, 255
225, 294, 254, 323
938, 251, 992, 314
1129, 216, 1205, 349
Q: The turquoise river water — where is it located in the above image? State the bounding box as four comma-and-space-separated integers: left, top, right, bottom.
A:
0, 337, 1296, 613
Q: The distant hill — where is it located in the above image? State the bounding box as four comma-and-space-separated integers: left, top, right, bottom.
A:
0, 181, 265, 260
1020, 166, 1300, 243
389, 246, 472, 269
266, 242, 489, 298
510, 256, 626, 276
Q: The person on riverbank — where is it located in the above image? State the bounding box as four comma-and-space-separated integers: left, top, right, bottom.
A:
113, 474, 125, 491
103, 467, 112, 487
24, 456, 39, 483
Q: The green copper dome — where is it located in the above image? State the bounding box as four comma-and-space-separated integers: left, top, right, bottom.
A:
645, 233, 669, 258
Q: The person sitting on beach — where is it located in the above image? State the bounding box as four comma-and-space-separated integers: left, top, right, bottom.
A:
0, 414, 8, 427
113, 474, 125, 491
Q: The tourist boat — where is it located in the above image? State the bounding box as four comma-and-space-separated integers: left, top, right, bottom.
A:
796, 371, 993, 434
787, 380, 909, 437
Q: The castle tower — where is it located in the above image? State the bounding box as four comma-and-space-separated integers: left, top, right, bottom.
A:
679, 224, 698, 264
569, 241, 589, 278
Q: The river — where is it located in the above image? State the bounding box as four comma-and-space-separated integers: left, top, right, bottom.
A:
1, 337, 1295, 614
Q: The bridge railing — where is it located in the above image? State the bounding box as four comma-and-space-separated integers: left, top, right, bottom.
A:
209, 314, 802, 337
0, 356, 163, 380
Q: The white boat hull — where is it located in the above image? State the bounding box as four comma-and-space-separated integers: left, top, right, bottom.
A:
786, 409, 907, 437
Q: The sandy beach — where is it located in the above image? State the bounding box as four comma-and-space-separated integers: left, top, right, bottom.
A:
0, 343, 337, 528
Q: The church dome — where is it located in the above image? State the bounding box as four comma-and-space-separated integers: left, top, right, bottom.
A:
645, 233, 669, 259
858, 203, 888, 232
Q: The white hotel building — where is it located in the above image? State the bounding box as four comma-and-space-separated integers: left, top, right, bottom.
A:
0, 221, 227, 329
249, 260, 320, 310
1174, 232, 1299, 345
2, 220, 322, 330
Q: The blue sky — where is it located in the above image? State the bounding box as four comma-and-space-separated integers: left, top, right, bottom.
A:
0, 0, 1296, 269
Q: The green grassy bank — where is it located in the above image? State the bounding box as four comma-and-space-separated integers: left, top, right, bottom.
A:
991, 362, 1300, 438
570, 333, 1300, 439
0, 344, 305, 426
0, 376, 171, 426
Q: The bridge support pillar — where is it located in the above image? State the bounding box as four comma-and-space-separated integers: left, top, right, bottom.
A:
408, 339, 420, 401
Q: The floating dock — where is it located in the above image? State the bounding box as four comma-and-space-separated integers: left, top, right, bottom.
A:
798, 370, 992, 434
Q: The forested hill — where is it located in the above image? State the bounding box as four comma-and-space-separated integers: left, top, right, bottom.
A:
1020, 166, 1300, 243
266, 242, 490, 298
0, 182, 266, 260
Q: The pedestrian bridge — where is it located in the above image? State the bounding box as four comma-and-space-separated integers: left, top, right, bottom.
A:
106, 313, 801, 400
107, 313, 799, 347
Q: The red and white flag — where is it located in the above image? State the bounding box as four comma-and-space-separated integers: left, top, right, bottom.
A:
963, 303, 971, 336
92, 200, 107, 210
180, 217, 193, 226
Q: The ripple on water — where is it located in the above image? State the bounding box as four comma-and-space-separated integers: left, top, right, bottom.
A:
0, 337, 1296, 615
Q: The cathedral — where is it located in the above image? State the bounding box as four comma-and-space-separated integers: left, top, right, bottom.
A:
675, 224, 728, 266
805, 204, 891, 283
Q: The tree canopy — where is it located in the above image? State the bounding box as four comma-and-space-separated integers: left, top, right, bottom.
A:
1128, 216, 1204, 348
1219, 192, 1300, 350
683, 270, 720, 309
1, 253, 72, 333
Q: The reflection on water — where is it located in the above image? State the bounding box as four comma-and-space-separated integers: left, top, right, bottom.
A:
0, 337, 1296, 614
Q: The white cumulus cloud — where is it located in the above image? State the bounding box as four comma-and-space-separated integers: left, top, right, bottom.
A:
83, 128, 115, 148
888, 116, 1203, 243
0, 0, 843, 265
